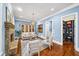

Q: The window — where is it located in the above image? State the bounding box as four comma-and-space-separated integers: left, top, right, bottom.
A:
21, 24, 34, 32
26, 25, 28, 32
22, 25, 24, 32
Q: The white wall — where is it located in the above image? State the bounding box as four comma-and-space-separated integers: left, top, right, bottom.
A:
0, 3, 3, 56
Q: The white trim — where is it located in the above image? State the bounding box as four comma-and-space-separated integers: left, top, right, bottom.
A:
31, 25, 32, 32
40, 4, 79, 22
53, 4, 79, 17
61, 16, 63, 45
53, 39, 63, 45
74, 12, 79, 52
16, 19, 31, 23
61, 12, 78, 52
28, 25, 29, 32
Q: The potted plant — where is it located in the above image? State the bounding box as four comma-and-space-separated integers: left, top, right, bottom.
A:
15, 30, 21, 39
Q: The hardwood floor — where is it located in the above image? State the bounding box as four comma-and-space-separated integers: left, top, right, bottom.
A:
33, 41, 79, 56
11, 39, 79, 56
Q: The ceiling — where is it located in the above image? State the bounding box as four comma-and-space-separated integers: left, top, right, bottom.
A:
11, 3, 74, 20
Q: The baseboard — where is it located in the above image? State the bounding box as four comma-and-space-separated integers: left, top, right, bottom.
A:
75, 46, 79, 52
53, 40, 63, 45
53, 39, 79, 52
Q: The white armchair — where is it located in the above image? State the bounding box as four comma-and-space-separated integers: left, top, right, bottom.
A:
28, 39, 42, 56
21, 32, 30, 39
43, 33, 53, 49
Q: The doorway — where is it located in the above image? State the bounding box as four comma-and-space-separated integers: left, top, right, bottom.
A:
63, 20, 74, 44
63, 20, 75, 55
61, 13, 78, 52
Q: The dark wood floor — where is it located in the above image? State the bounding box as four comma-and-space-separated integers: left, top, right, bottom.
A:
34, 41, 79, 56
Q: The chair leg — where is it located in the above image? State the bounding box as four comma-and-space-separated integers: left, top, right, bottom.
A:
29, 47, 32, 56
29, 51, 31, 56
38, 43, 41, 56
49, 45, 52, 50
38, 50, 40, 56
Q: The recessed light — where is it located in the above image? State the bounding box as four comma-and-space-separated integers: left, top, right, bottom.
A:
20, 16, 23, 18
50, 8, 54, 11
17, 7, 23, 12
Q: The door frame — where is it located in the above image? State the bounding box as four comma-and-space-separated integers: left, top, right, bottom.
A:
61, 12, 78, 51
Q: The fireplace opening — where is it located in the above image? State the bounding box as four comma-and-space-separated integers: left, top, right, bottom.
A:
10, 33, 14, 42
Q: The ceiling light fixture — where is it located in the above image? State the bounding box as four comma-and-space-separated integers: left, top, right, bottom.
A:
17, 7, 23, 12
50, 8, 54, 11
32, 8, 36, 25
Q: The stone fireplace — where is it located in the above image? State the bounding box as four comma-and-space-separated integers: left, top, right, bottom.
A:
5, 22, 15, 55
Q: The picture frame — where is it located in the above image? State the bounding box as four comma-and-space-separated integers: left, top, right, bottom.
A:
38, 24, 43, 33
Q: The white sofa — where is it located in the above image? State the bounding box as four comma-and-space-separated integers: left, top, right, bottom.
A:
21, 32, 35, 40
21, 39, 48, 56
21, 32, 53, 56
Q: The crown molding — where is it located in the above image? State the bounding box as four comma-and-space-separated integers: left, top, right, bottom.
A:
40, 3, 79, 22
